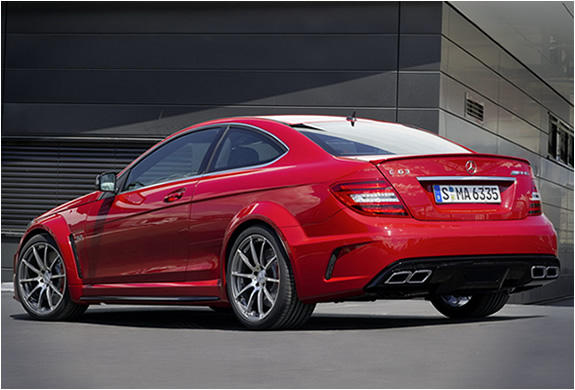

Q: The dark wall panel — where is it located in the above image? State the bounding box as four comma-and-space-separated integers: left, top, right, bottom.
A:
1, 237, 19, 282
399, 35, 442, 71
399, 1, 442, 34
397, 109, 440, 133
5, 35, 398, 71
4, 70, 395, 106
2, 103, 397, 136
5, 2, 399, 34
398, 72, 440, 108
2, 103, 163, 135
3, 2, 403, 137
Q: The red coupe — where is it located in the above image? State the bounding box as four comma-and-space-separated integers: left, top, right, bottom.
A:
14, 115, 559, 329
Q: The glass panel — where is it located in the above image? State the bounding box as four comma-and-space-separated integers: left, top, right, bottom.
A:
295, 120, 469, 156
548, 122, 558, 158
559, 131, 568, 164
124, 128, 220, 191
568, 135, 574, 167
211, 127, 286, 172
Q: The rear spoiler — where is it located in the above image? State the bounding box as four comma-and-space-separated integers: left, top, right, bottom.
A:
364, 153, 531, 166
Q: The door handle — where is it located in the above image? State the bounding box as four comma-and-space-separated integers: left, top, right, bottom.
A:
164, 188, 186, 203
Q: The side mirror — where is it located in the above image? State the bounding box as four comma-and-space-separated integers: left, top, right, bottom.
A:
95, 172, 117, 193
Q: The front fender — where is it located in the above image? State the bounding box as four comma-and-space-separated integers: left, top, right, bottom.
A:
15, 215, 83, 301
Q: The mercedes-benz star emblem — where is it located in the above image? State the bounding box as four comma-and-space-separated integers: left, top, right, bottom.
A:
465, 160, 477, 175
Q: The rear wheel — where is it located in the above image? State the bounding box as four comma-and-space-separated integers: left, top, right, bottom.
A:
430, 291, 509, 319
16, 234, 88, 321
226, 225, 315, 330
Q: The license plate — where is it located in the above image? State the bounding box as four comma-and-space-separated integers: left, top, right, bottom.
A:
433, 185, 501, 204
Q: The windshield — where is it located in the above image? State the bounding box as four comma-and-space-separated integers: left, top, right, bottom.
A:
295, 120, 470, 157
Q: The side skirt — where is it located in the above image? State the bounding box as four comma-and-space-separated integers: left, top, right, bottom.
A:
77, 280, 224, 305
80, 296, 219, 304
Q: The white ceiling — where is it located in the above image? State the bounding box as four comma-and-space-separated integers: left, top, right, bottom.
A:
451, 1, 574, 104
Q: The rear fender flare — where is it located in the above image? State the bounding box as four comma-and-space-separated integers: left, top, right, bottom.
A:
220, 202, 306, 299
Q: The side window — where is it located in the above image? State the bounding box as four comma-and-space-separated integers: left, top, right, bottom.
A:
210, 127, 287, 172
124, 128, 220, 191
548, 114, 574, 167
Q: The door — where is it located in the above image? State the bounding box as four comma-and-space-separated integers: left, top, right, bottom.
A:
82, 127, 222, 284
187, 126, 288, 282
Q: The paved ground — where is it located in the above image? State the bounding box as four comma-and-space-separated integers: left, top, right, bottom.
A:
2, 291, 573, 388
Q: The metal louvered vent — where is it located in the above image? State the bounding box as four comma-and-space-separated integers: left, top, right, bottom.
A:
465, 95, 484, 122
1, 137, 159, 235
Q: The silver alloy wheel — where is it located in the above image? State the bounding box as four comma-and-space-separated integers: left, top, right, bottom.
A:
229, 234, 280, 321
440, 294, 471, 308
18, 242, 67, 316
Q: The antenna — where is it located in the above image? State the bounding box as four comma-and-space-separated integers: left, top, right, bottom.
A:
346, 111, 357, 127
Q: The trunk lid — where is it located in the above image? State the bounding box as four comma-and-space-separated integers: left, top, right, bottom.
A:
374, 154, 535, 221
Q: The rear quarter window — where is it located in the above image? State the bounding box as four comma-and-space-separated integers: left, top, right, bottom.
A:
210, 127, 287, 172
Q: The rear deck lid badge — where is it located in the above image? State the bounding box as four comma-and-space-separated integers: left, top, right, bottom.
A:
465, 160, 477, 175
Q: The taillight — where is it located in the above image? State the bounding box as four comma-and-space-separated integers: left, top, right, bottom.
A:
529, 179, 542, 216
330, 180, 409, 217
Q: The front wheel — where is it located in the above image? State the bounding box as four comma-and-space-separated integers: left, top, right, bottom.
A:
226, 225, 315, 330
16, 234, 88, 321
430, 291, 509, 319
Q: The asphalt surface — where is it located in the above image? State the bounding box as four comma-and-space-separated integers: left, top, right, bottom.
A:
2, 291, 573, 388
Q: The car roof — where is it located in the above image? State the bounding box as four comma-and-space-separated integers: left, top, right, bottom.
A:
255, 115, 361, 125
255, 115, 413, 129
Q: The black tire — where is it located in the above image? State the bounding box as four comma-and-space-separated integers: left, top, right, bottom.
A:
15, 234, 88, 321
430, 291, 510, 319
226, 225, 315, 330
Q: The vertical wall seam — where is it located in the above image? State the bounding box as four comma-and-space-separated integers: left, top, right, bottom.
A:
395, 2, 401, 122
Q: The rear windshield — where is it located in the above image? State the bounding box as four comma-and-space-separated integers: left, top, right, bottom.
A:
295, 121, 469, 156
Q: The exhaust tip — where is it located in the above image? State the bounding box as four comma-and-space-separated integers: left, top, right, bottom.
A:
385, 271, 412, 285
531, 265, 547, 280
546, 266, 559, 279
407, 269, 432, 284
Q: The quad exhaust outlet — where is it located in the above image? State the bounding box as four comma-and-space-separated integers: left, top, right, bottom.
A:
384, 265, 559, 286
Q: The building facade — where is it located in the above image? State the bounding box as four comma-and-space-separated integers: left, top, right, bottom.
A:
2, 2, 572, 302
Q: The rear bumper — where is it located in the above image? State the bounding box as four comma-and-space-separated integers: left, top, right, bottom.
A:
364, 254, 560, 298
283, 209, 558, 303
